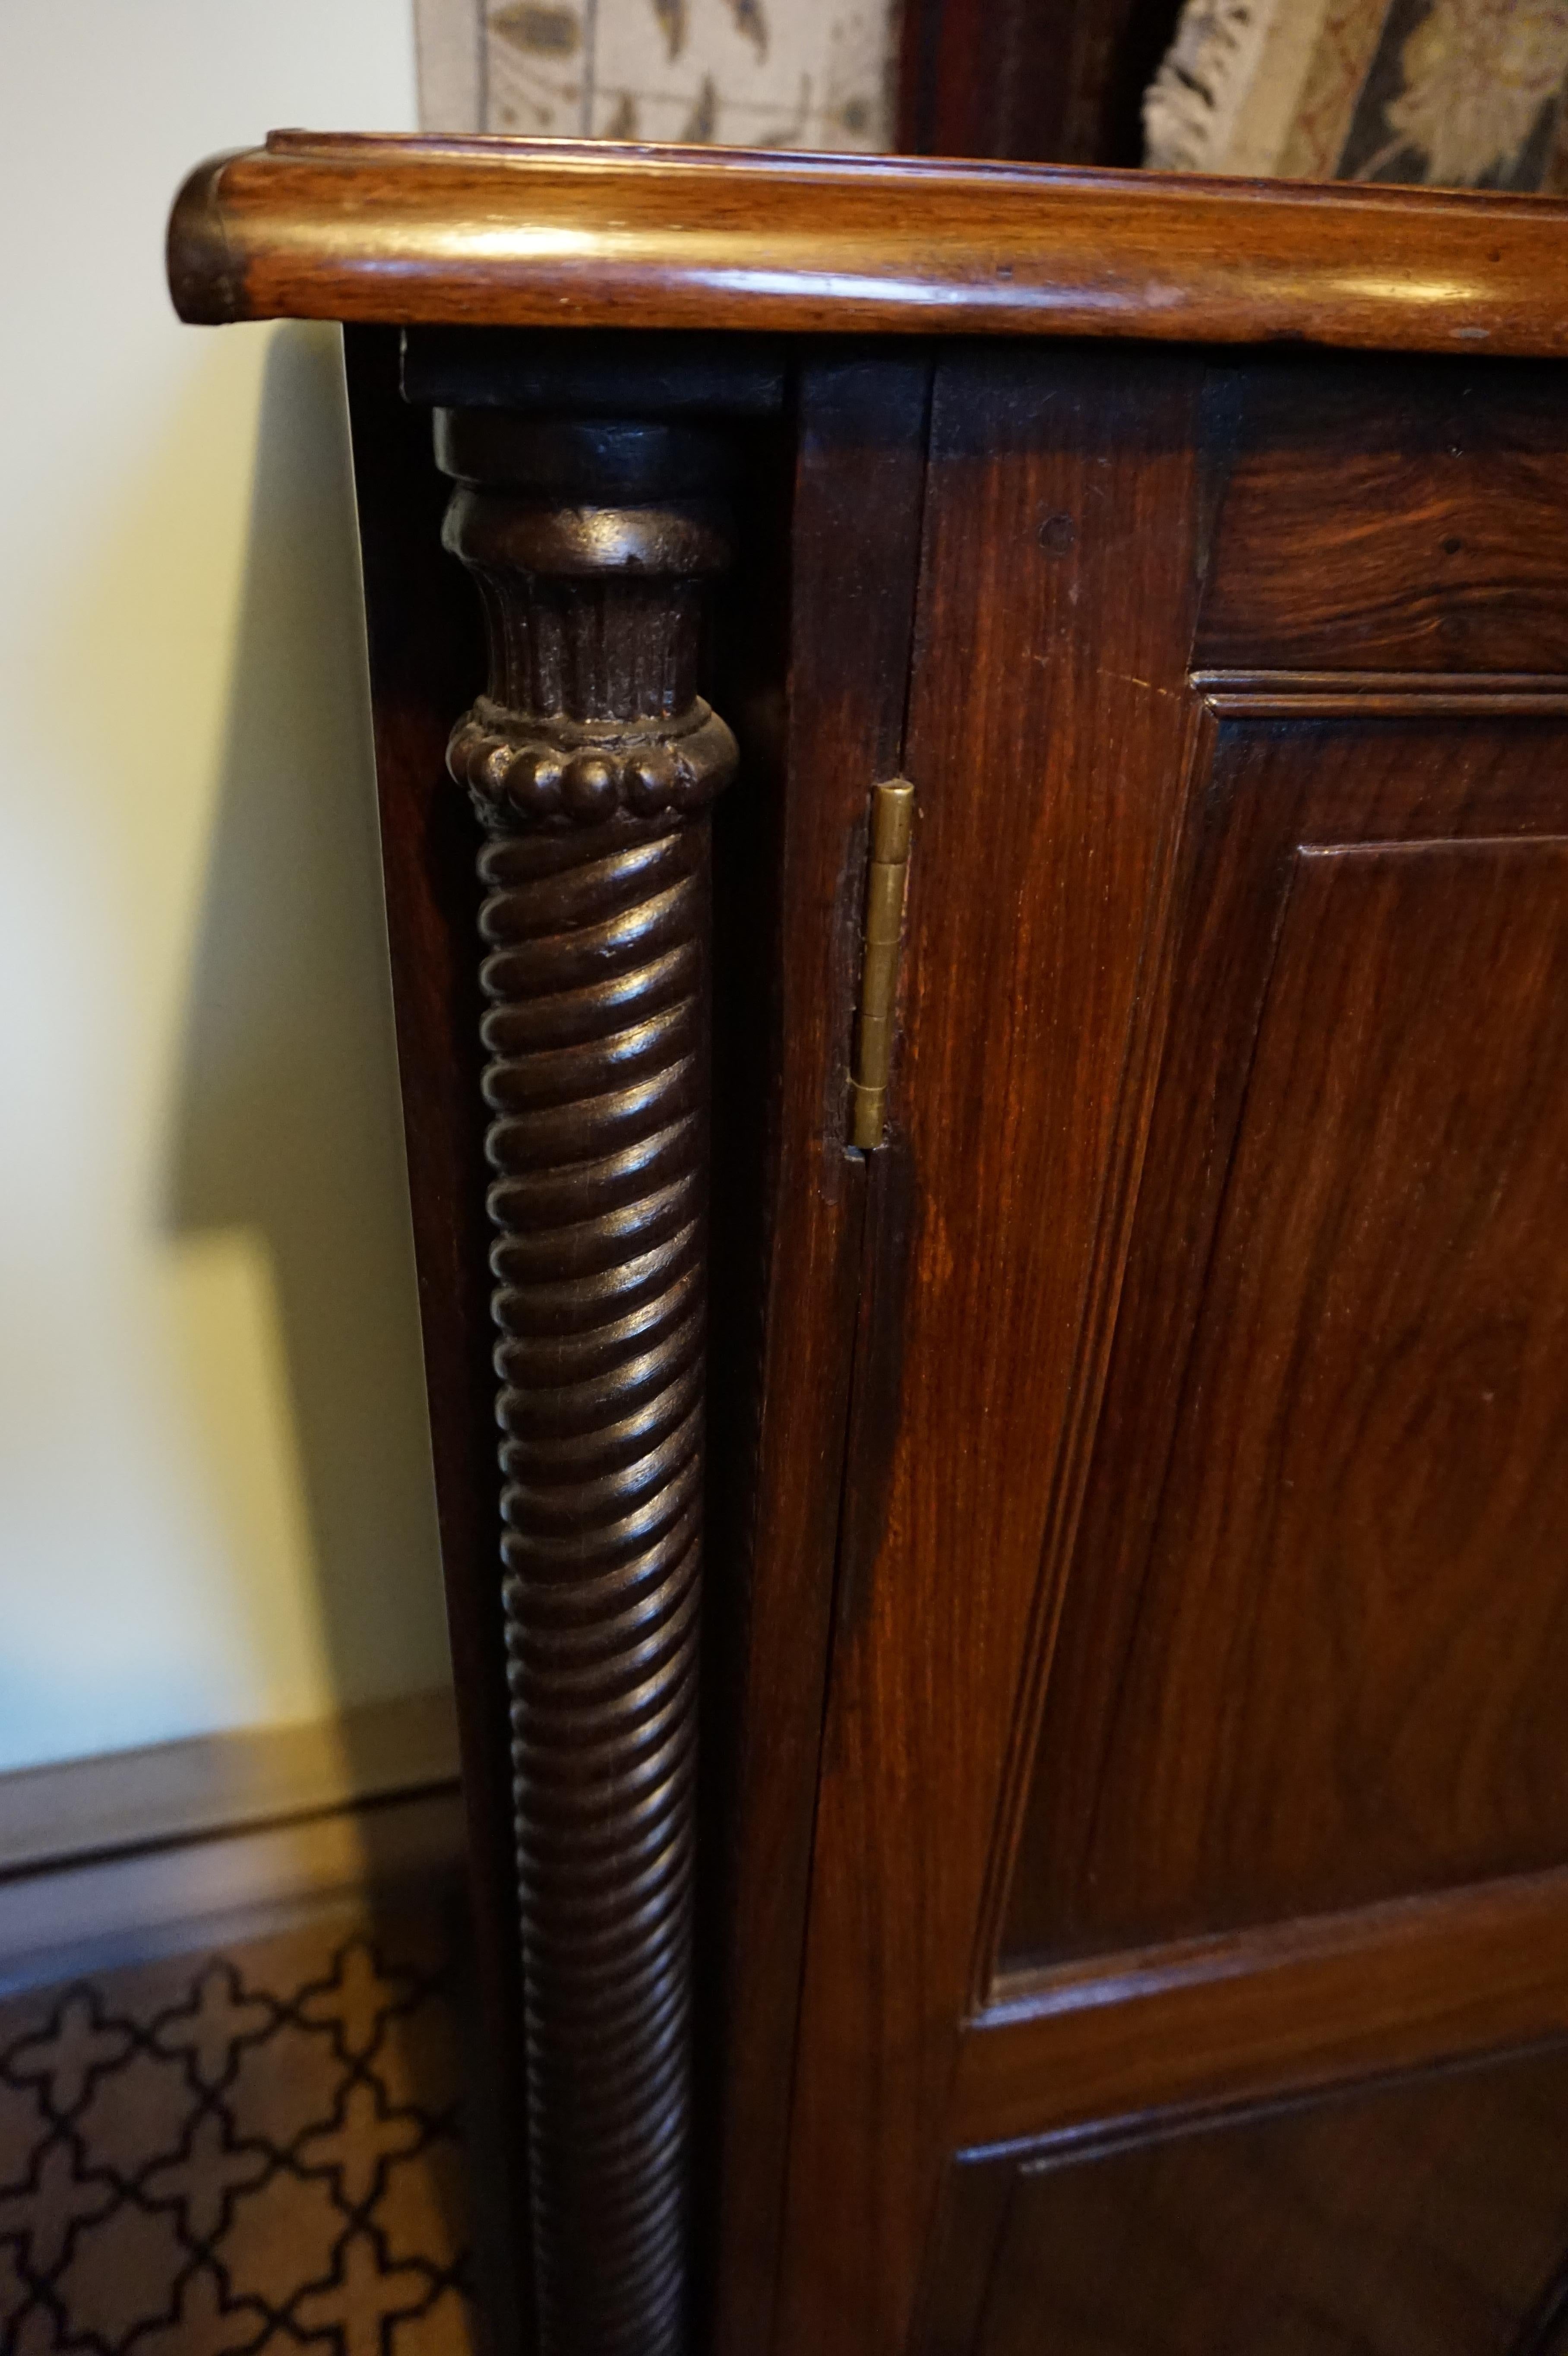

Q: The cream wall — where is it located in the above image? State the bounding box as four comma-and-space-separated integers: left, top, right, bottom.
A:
0, 3, 450, 1773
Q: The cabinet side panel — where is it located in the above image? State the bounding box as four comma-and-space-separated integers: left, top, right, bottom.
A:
342, 326, 527, 2332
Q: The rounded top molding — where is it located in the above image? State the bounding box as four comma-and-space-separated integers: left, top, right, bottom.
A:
168, 130, 1568, 360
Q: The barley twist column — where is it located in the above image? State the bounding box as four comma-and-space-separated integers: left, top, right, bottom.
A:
436, 412, 737, 2356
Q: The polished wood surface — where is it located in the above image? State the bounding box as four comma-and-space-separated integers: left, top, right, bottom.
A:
1007, 715, 1568, 1965
932, 2044, 1568, 2356
171, 142, 1568, 2356
896, 0, 1182, 166
340, 326, 528, 2343
439, 413, 741, 2356
167, 130, 1568, 356
341, 326, 804, 2354
769, 351, 1568, 2356
710, 351, 933, 2356
961, 1867, 1568, 2148
779, 340, 1208, 2356
1196, 361, 1568, 673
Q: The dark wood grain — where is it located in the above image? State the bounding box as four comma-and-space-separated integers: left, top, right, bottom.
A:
1006, 715, 1568, 1970
402, 327, 787, 421
711, 350, 932, 2356
688, 390, 795, 2356
1196, 671, 1568, 716
341, 327, 529, 2343
168, 133, 1568, 357
1517, 2248, 1568, 2356
897, 0, 1184, 167
439, 412, 741, 2356
961, 1866, 1568, 2150
208, 267, 1568, 2356
776, 343, 1206, 2356
948, 2042, 1568, 2356
1197, 360, 1568, 672
914, 2153, 1015, 2356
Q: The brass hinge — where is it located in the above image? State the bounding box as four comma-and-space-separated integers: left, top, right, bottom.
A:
848, 779, 914, 1150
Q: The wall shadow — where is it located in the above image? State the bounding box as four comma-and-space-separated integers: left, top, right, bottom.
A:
165, 322, 450, 1732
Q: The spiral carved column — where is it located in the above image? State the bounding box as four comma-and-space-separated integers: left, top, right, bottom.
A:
436, 413, 737, 2356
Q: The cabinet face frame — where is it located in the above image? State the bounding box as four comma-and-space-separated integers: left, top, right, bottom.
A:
777, 339, 1215, 2356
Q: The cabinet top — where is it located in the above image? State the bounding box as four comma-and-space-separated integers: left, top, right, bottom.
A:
169, 130, 1568, 358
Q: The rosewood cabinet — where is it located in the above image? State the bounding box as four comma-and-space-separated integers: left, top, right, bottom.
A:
169, 139, 1568, 2356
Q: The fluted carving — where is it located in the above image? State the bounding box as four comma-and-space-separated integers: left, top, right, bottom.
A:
438, 412, 736, 2356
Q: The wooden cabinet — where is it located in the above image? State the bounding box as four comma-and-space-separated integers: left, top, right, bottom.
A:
169, 139, 1568, 2356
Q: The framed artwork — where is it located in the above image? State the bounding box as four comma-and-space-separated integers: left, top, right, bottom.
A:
1146, 0, 1568, 186
414, 0, 899, 149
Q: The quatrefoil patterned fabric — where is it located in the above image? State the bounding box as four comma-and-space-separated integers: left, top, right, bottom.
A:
0, 1906, 474, 2353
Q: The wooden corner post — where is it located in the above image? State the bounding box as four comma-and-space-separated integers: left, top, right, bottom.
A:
436, 410, 737, 2356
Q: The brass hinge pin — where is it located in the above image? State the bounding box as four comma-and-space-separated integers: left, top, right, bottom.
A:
848, 779, 914, 1150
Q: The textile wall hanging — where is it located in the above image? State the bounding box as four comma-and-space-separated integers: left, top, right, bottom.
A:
414, 0, 899, 148
1145, 0, 1568, 186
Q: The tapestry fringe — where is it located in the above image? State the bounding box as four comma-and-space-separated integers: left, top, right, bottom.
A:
1144, 0, 1277, 171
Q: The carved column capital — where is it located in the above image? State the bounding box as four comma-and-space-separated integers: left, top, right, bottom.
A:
447, 693, 737, 830
439, 413, 738, 830
435, 406, 737, 2356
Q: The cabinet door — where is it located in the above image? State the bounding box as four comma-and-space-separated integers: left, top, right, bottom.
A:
1006, 718, 1568, 1966
768, 343, 1568, 2356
